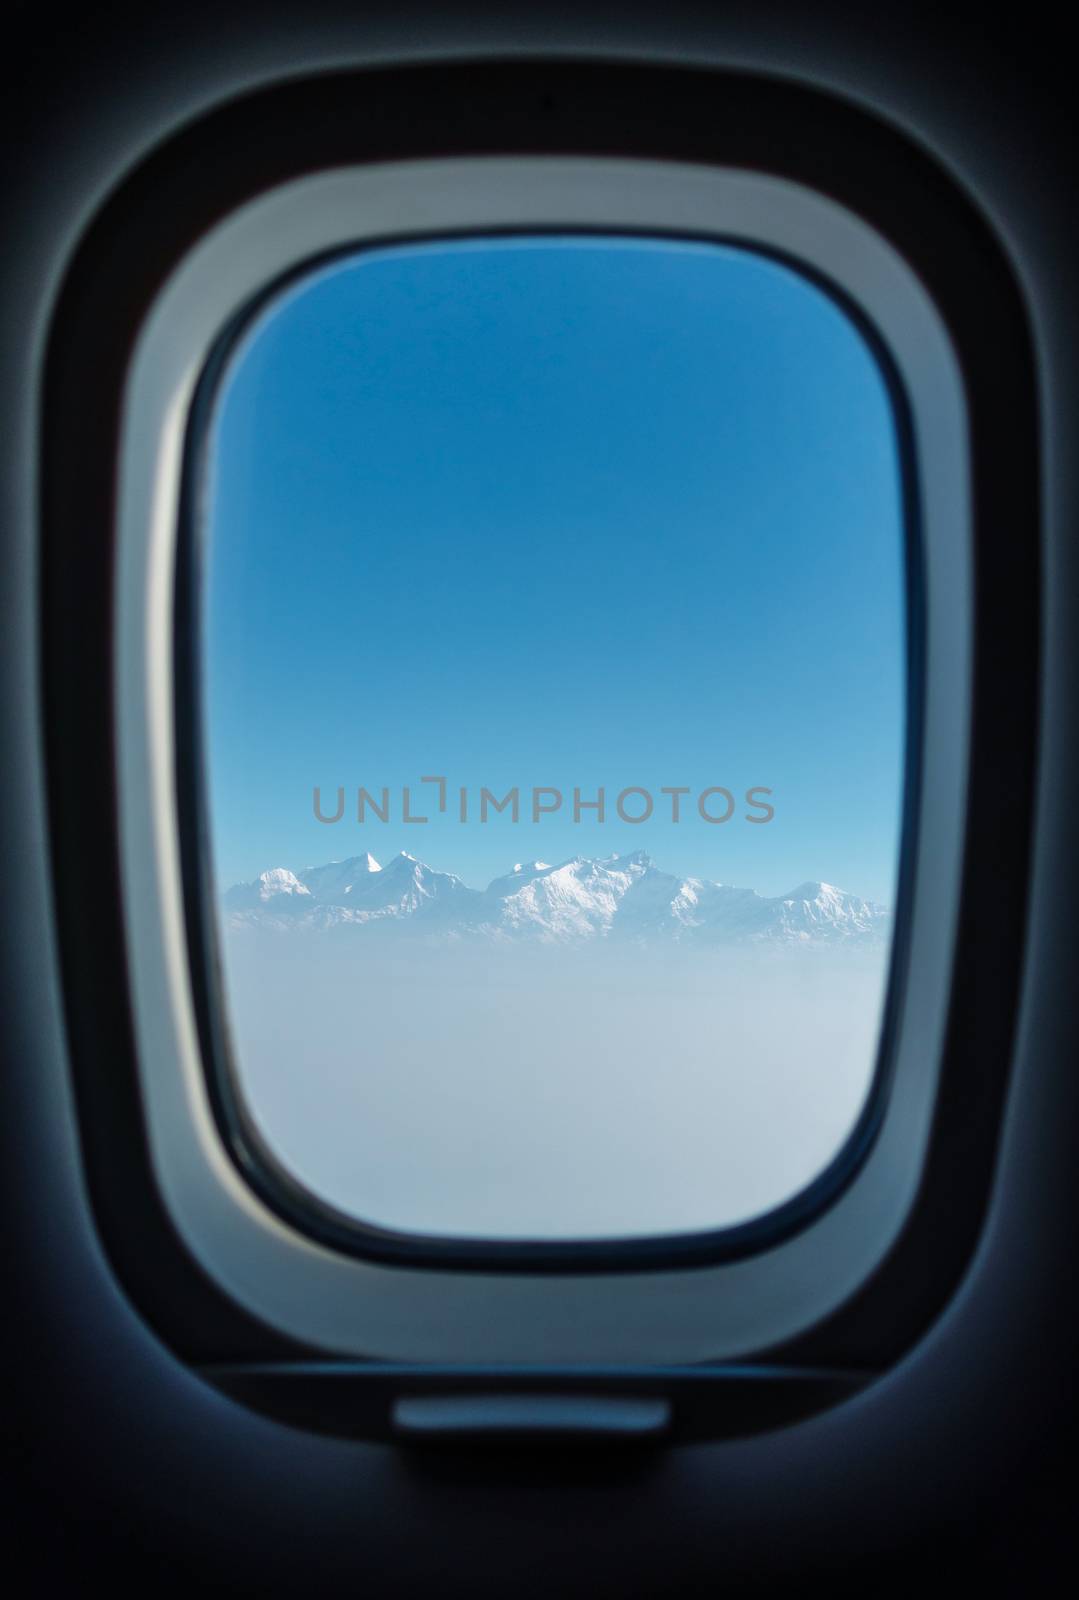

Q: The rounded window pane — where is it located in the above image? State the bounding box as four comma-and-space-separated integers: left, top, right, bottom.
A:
200, 235, 906, 1243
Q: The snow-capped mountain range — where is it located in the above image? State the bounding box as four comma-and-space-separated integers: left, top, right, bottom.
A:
223, 851, 889, 946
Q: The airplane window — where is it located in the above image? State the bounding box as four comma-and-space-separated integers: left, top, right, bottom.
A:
197, 234, 905, 1246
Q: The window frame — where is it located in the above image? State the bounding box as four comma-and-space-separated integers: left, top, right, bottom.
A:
113, 156, 966, 1363
40, 60, 1039, 1410
180, 219, 918, 1270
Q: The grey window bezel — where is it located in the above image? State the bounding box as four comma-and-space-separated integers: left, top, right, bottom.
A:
115, 156, 970, 1364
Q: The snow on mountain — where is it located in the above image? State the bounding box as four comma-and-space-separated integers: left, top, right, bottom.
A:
767, 881, 886, 941
299, 853, 381, 903
223, 851, 890, 946
480, 851, 653, 941
224, 867, 313, 912
354, 851, 478, 922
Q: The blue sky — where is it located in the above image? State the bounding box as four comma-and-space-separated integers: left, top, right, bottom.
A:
204, 235, 904, 904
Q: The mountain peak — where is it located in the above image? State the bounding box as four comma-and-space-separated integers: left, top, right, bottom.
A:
262, 868, 308, 892
783, 880, 838, 901
225, 854, 888, 945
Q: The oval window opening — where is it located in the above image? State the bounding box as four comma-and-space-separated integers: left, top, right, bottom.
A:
195, 234, 907, 1246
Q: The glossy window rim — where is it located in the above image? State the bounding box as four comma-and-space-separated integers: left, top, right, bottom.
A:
183, 230, 913, 1265
115, 157, 970, 1363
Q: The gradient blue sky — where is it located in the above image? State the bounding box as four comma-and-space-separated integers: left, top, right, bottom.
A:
204, 236, 904, 904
